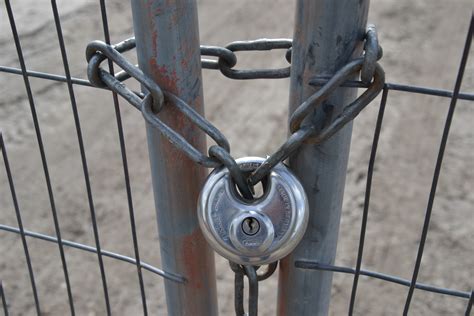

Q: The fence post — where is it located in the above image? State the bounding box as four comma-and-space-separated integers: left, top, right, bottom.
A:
278, 1, 369, 315
130, 1, 218, 315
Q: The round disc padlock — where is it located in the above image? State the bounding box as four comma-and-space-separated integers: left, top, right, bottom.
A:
198, 156, 309, 265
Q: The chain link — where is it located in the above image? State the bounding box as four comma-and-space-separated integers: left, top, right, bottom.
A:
86, 30, 384, 186
362, 24, 383, 84
201, 39, 292, 79
208, 145, 254, 199
86, 36, 296, 195
86, 39, 163, 111
141, 93, 229, 168
249, 59, 385, 185
214, 39, 292, 79
86, 29, 385, 315
229, 262, 278, 316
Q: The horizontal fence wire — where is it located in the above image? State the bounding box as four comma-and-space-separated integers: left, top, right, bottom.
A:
294, 261, 472, 299
0, 133, 40, 314
402, 15, 473, 315
2, 66, 474, 102
0, 224, 185, 283
4, 0, 74, 314
0, 66, 94, 87
0, 0, 472, 315
298, 14, 474, 315
0, 1, 161, 315
51, 0, 110, 313
98, 0, 149, 314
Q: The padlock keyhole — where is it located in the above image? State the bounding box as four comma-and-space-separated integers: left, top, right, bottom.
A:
241, 217, 260, 236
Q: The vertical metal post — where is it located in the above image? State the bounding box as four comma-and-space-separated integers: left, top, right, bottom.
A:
278, 1, 369, 315
130, 1, 218, 315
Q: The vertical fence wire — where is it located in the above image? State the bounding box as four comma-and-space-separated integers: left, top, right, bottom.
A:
98, 0, 149, 314
0, 280, 8, 316
348, 87, 389, 314
0, 134, 39, 315
4, 1, 75, 314
403, 15, 473, 315
466, 291, 474, 316
1, 1, 473, 314
50, 0, 111, 314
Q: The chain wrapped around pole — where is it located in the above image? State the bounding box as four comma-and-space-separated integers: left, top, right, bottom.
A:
86, 31, 384, 185
249, 61, 385, 184
86, 27, 385, 315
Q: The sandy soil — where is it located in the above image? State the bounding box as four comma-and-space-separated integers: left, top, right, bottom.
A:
0, 0, 472, 315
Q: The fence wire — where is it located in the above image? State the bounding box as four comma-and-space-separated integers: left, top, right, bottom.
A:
0, 1, 473, 315
296, 17, 473, 315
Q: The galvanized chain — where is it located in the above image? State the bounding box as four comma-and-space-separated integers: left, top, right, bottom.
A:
248, 25, 384, 185
201, 38, 292, 79
229, 262, 278, 316
86, 26, 385, 316
86, 25, 384, 187
86, 37, 295, 196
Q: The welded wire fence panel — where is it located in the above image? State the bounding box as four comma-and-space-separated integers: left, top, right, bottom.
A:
0, 0, 473, 315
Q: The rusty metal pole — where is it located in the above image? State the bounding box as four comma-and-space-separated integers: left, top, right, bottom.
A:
130, 1, 218, 315
278, 1, 369, 315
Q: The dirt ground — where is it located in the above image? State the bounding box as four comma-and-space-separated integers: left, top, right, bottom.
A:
0, 0, 472, 315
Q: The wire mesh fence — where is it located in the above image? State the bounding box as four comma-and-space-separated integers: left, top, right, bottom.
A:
0, 0, 473, 315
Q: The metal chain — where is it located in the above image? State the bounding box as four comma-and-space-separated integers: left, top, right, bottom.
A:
86, 26, 384, 187
229, 262, 278, 316
208, 145, 254, 199
203, 38, 292, 79
86, 28, 385, 315
249, 63, 385, 184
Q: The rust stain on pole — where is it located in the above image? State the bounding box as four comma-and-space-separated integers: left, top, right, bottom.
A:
131, 0, 218, 315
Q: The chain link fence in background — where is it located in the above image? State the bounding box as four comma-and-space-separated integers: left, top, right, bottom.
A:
0, 0, 473, 315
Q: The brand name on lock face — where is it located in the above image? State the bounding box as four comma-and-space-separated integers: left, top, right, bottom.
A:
242, 240, 262, 247
210, 188, 229, 242
276, 184, 292, 237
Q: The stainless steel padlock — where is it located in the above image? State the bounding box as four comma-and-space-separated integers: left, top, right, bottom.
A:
198, 157, 309, 265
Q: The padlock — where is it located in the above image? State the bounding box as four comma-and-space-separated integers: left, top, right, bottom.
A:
198, 156, 309, 265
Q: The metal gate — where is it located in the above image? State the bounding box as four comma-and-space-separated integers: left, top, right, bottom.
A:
0, 0, 472, 315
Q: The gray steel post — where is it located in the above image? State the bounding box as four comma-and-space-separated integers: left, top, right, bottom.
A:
278, 1, 369, 315
130, 1, 218, 315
